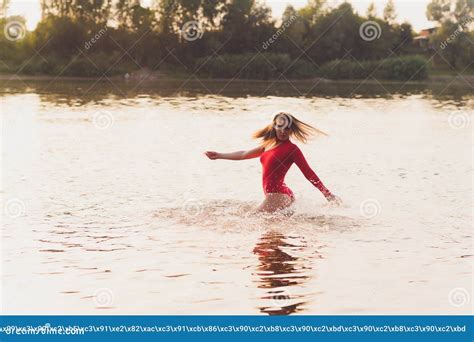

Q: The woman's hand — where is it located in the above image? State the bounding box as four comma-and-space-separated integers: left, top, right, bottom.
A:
326, 193, 342, 205
204, 151, 220, 160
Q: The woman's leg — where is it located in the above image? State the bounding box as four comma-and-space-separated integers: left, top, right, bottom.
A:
256, 193, 294, 213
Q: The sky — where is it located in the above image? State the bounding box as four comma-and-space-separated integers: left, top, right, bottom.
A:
8, 0, 435, 31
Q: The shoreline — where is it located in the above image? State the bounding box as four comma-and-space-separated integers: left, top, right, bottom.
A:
0, 73, 472, 87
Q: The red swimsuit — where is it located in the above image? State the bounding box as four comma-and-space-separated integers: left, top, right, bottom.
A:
259, 139, 332, 200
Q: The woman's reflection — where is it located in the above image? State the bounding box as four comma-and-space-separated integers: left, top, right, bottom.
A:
252, 230, 313, 315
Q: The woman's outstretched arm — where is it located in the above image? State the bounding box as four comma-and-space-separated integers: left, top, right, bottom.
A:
204, 146, 264, 161
293, 146, 340, 202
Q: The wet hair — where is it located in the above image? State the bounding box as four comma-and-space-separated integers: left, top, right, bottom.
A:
252, 112, 327, 148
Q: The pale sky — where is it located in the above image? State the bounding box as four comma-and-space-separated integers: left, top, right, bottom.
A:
9, 0, 435, 31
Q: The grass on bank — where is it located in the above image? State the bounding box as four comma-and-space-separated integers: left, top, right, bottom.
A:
0, 52, 471, 81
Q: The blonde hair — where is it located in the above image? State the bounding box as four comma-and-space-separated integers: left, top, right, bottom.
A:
252, 112, 327, 148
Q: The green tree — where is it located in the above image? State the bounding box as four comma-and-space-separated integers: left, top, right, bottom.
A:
427, 0, 473, 22
34, 16, 88, 57
154, 0, 225, 35
115, 0, 153, 31
426, 0, 454, 22
366, 2, 377, 19
383, 0, 397, 24
75, 0, 112, 25
298, 0, 327, 25
39, 0, 112, 27
426, 0, 473, 68
304, 3, 360, 64
220, 0, 275, 53
275, 4, 307, 54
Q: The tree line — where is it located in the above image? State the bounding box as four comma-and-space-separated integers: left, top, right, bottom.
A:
0, 0, 472, 79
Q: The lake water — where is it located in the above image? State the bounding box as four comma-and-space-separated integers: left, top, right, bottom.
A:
1, 79, 472, 315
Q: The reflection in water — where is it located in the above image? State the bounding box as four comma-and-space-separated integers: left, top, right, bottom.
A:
253, 231, 314, 315
0, 79, 471, 106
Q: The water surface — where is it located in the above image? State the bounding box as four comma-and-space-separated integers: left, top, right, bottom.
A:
1, 79, 472, 314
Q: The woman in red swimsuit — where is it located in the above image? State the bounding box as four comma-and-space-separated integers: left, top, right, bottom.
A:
205, 112, 341, 213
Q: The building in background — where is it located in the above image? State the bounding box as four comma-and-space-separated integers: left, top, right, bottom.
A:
413, 27, 438, 49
